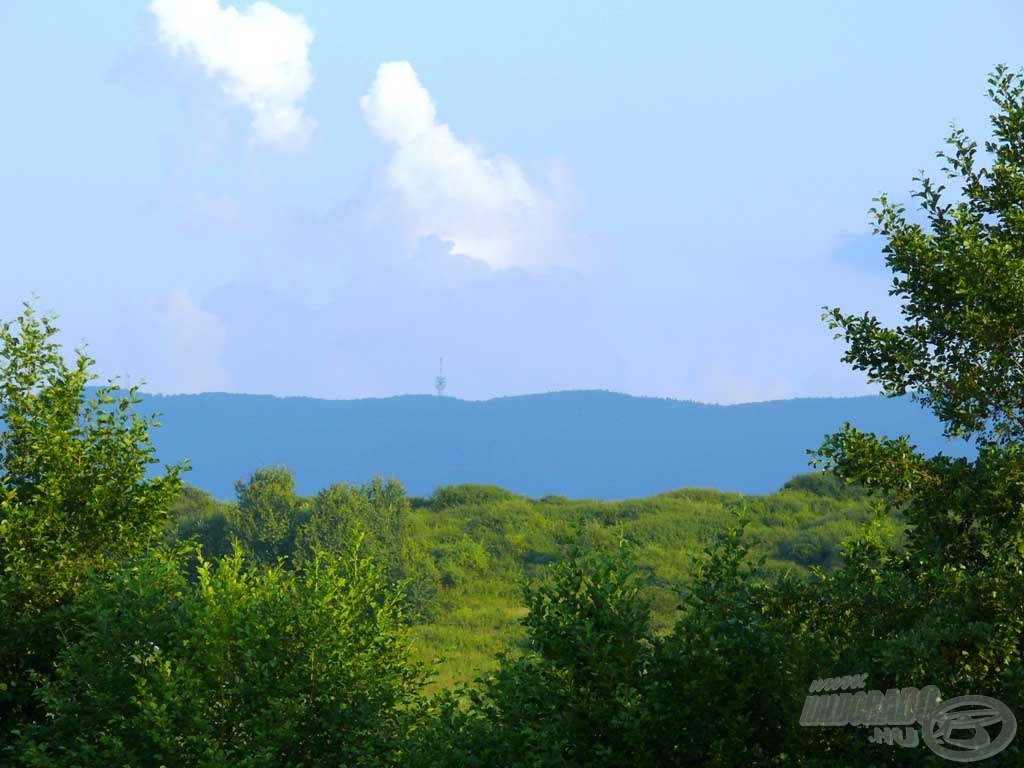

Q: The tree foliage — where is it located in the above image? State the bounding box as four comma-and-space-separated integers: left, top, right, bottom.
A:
232, 466, 303, 565
20, 546, 428, 768
408, 543, 656, 768
0, 302, 185, 739
824, 64, 1024, 447
806, 64, 1024, 764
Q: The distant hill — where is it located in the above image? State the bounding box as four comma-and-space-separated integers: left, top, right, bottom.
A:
116, 389, 975, 501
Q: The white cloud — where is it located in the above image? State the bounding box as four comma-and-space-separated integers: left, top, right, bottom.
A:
361, 61, 575, 272
145, 290, 230, 394
150, 0, 315, 148
360, 61, 437, 145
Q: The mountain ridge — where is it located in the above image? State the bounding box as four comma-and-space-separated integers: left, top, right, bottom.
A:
112, 389, 974, 501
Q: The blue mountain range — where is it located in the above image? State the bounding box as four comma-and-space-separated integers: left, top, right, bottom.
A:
123, 390, 976, 501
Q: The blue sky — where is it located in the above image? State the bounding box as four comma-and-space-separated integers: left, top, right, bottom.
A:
2, 1, 1021, 403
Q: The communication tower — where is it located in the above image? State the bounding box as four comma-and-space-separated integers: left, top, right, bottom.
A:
435, 357, 447, 397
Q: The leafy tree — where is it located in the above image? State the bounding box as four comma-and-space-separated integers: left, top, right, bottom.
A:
824, 64, 1024, 448
167, 484, 234, 560
292, 477, 400, 565
292, 482, 364, 562
815, 65, 1024, 569
806, 65, 1024, 764
231, 466, 303, 565
413, 543, 655, 768
349, 476, 441, 616
20, 546, 429, 768
0, 301, 184, 739
230, 472, 410, 569
642, 522, 824, 767
360, 475, 410, 563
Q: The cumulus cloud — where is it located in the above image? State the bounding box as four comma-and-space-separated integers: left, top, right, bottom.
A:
145, 290, 231, 394
361, 61, 575, 272
150, 0, 315, 147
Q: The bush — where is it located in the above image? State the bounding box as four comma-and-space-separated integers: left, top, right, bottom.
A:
20, 546, 429, 768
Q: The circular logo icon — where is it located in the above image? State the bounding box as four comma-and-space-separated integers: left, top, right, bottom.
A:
922, 695, 1016, 762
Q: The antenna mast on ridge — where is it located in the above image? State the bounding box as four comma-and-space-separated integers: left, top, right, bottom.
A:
435, 357, 447, 397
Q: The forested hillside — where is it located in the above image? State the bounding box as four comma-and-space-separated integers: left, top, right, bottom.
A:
116, 388, 974, 500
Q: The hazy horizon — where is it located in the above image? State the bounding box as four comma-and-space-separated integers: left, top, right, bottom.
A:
5, 1, 1022, 404
107, 384, 898, 407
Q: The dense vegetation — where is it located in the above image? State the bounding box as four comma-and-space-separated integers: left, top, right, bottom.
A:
3, 65, 1024, 765
165, 468, 890, 689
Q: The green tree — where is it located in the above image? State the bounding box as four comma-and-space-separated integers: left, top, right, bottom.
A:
0, 301, 185, 739
231, 466, 303, 565
412, 543, 655, 768
824, 64, 1024, 448
642, 522, 831, 767
167, 484, 234, 560
806, 65, 1024, 764
20, 546, 429, 768
815, 65, 1024, 570
360, 475, 409, 559
293, 482, 363, 563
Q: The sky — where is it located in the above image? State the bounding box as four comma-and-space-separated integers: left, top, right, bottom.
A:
2, 1, 1022, 404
